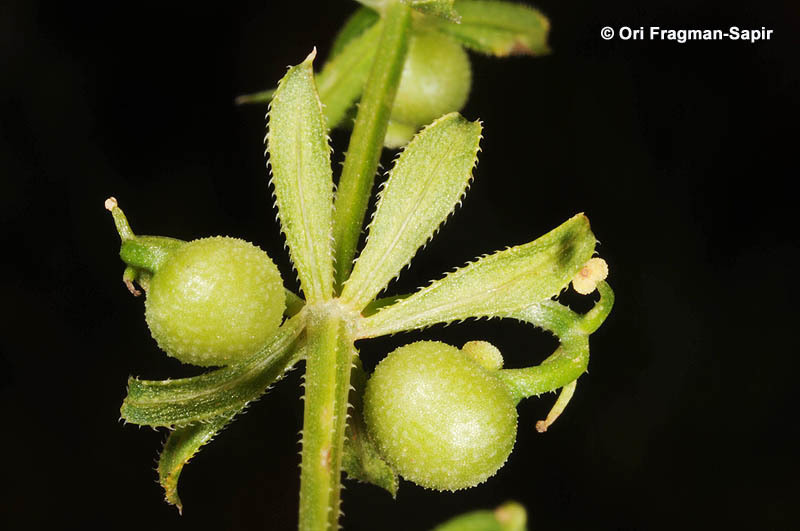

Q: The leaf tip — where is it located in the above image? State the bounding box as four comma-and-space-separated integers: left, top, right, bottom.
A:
169, 496, 184, 515
574, 212, 590, 228
303, 47, 317, 66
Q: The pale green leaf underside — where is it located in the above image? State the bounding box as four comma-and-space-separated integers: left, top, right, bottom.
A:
158, 413, 233, 513
267, 52, 334, 303
121, 314, 306, 427
342, 113, 481, 310
358, 214, 595, 337
438, 1, 550, 56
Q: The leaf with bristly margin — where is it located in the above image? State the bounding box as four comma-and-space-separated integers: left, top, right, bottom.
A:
159, 414, 233, 513
330, 6, 380, 57
358, 214, 596, 338
341, 113, 481, 311
406, 0, 461, 22
267, 51, 335, 303
436, 1, 550, 56
121, 314, 305, 427
342, 358, 399, 497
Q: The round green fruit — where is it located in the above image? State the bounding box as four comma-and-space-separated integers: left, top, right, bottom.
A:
144, 236, 285, 367
363, 341, 517, 491
386, 31, 472, 147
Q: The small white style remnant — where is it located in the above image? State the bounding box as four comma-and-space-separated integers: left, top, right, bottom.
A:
104, 196, 118, 211
571, 257, 609, 295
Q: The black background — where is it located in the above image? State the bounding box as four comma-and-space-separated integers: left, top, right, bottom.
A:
2, 0, 798, 529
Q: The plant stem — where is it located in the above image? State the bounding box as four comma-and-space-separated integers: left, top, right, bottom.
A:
579, 281, 615, 334
497, 334, 590, 404
298, 6, 411, 525
298, 305, 356, 531
332, 1, 411, 291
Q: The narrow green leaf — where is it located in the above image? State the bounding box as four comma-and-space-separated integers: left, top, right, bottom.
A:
406, 0, 461, 22
330, 6, 380, 57
342, 113, 482, 310
342, 357, 399, 497
315, 21, 383, 129
121, 313, 306, 427
437, 1, 550, 56
358, 214, 595, 337
234, 87, 274, 105
267, 51, 335, 303
158, 414, 233, 513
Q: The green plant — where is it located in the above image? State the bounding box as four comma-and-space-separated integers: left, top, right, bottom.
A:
106, 198, 286, 367
363, 341, 518, 491
433, 501, 527, 531
108, 1, 613, 529
385, 30, 472, 147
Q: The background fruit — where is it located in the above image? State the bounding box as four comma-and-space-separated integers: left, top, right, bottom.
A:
385, 31, 472, 147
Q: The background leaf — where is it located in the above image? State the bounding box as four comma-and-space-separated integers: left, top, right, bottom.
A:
437, 1, 550, 56
407, 0, 461, 22
316, 21, 383, 129
330, 6, 380, 57
431, 501, 527, 531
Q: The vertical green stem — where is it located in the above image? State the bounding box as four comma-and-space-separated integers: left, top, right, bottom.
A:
332, 1, 412, 290
298, 306, 356, 531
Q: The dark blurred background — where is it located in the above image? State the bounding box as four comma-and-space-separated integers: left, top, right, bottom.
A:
1, 0, 798, 529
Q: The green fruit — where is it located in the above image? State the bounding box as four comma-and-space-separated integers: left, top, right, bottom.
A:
144, 236, 285, 367
363, 341, 517, 491
386, 31, 472, 147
